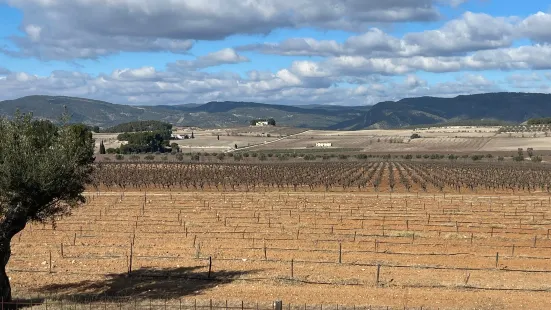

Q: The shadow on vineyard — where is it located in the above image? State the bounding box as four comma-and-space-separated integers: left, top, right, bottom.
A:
34, 266, 257, 303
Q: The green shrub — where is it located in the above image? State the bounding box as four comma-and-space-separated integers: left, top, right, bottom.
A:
513, 155, 525, 162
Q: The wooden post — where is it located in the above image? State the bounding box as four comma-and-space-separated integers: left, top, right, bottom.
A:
376, 264, 381, 286
291, 259, 294, 278
274, 301, 283, 310
60, 243, 64, 258
129, 242, 133, 274
495, 252, 499, 268
264, 243, 267, 260
73, 233, 77, 246
511, 244, 515, 256
533, 236, 537, 248
208, 256, 212, 279
338, 243, 342, 264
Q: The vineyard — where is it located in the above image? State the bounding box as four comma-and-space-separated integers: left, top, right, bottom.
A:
92, 162, 551, 193
8, 162, 551, 309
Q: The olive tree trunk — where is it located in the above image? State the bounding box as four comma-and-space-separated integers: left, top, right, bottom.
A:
0, 208, 28, 305
0, 238, 12, 303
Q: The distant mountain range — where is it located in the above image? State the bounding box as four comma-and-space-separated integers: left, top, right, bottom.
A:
1, 93, 550, 130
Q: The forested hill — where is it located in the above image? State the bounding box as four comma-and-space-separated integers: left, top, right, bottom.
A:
1, 92, 550, 129
327, 93, 551, 130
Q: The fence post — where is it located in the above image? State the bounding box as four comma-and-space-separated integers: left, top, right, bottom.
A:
274, 300, 283, 310
208, 256, 212, 279
338, 243, 342, 264
495, 252, 499, 268
376, 264, 381, 286
128, 242, 133, 274
291, 259, 294, 278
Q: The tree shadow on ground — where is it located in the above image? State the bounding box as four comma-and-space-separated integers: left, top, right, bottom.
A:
34, 266, 258, 303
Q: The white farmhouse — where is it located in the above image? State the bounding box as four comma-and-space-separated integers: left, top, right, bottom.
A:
316, 142, 332, 148
255, 121, 269, 126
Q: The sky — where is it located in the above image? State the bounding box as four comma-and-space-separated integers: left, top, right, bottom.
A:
0, 0, 551, 106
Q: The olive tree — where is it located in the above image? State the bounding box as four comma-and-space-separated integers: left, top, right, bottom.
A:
0, 113, 95, 303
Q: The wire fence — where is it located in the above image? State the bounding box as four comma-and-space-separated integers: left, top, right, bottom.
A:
0, 297, 427, 310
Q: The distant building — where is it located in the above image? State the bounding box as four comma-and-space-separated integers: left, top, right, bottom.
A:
171, 134, 184, 140
250, 118, 276, 126
316, 142, 332, 147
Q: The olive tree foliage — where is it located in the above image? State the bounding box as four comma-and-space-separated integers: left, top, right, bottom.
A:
0, 112, 95, 302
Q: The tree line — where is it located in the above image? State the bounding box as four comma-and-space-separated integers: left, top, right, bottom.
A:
102, 120, 173, 133
527, 118, 551, 125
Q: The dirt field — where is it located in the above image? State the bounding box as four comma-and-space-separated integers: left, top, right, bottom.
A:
94, 126, 551, 156
9, 185, 551, 309
94, 127, 306, 153
250, 127, 551, 154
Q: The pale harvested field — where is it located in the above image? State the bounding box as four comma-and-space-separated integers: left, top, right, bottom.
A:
480, 137, 551, 152
245, 127, 551, 154
93, 127, 305, 153
94, 126, 551, 155
9, 188, 551, 310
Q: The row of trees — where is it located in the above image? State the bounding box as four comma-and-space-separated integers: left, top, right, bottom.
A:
100, 150, 545, 164
527, 118, 551, 125
103, 120, 173, 133
115, 130, 172, 154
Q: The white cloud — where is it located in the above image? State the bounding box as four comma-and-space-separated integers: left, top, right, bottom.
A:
0, 61, 508, 107
2, 0, 455, 59
240, 12, 517, 58
24, 24, 42, 42
404, 12, 516, 55
170, 48, 249, 70
404, 75, 427, 89
519, 12, 551, 43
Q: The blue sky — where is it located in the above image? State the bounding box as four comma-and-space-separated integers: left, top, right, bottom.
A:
0, 0, 551, 105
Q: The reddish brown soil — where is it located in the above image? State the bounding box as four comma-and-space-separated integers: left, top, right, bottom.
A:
9, 190, 551, 309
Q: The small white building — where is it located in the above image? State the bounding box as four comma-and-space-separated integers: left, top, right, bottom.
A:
255, 121, 269, 126
316, 142, 332, 148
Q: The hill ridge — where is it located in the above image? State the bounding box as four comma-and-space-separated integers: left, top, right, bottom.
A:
1, 92, 550, 129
